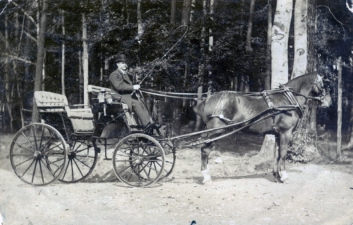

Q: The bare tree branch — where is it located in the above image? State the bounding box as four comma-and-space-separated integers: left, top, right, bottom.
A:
11, 1, 38, 29
1, 53, 35, 65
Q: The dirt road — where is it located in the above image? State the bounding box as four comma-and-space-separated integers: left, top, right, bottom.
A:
1, 134, 353, 225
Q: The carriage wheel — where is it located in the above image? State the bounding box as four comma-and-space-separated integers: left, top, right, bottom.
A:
112, 133, 165, 187
158, 140, 176, 181
10, 123, 67, 186
59, 138, 98, 183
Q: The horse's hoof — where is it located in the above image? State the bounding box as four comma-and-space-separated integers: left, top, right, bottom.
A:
203, 179, 213, 185
201, 169, 212, 184
273, 176, 283, 183
280, 170, 288, 182
272, 172, 283, 183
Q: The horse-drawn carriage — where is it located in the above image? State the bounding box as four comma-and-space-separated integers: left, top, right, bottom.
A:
9, 72, 331, 187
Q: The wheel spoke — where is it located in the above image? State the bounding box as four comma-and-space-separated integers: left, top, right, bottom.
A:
62, 160, 71, 180
14, 142, 34, 154
39, 159, 57, 178
70, 160, 75, 181
19, 158, 35, 177
31, 126, 39, 150
14, 156, 33, 167
20, 131, 36, 151
31, 160, 38, 183
11, 153, 33, 157
39, 126, 46, 150
73, 157, 93, 168
42, 142, 64, 155
72, 159, 84, 177
39, 158, 45, 184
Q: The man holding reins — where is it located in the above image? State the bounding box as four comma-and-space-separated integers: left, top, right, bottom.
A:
109, 53, 152, 128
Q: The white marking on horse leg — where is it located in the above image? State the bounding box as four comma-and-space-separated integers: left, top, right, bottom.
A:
280, 170, 288, 181
201, 167, 212, 183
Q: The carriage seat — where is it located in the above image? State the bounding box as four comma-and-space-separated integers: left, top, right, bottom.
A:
34, 91, 95, 134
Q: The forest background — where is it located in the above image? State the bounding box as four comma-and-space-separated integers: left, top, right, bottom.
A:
1, 0, 353, 152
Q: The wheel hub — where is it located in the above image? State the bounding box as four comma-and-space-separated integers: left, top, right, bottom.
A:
133, 156, 144, 165
33, 151, 43, 160
68, 152, 76, 160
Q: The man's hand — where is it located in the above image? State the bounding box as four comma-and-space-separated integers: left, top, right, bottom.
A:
133, 84, 140, 90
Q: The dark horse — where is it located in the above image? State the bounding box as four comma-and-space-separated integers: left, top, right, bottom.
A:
193, 72, 332, 183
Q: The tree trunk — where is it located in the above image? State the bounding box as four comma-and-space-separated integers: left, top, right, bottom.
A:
32, 0, 48, 123
79, 51, 83, 104
190, 0, 196, 23
291, 0, 308, 79
5, 15, 13, 131
170, 0, 177, 24
137, 0, 143, 40
343, 53, 353, 150
195, 0, 207, 131
14, 11, 25, 128
208, 0, 214, 95
246, 0, 256, 52
265, 0, 272, 90
307, 0, 317, 72
270, 0, 293, 89
337, 57, 342, 158
82, 13, 89, 108
61, 10, 66, 96
182, 0, 191, 25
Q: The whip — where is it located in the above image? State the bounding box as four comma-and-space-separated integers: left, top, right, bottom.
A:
138, 25, 189, 85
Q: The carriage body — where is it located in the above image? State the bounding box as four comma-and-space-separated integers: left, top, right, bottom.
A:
9, 86, 174, 187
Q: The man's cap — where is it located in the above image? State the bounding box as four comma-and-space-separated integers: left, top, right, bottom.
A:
115, 54, 127, 63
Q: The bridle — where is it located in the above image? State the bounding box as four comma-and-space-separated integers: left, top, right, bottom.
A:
309, 74, 329, 105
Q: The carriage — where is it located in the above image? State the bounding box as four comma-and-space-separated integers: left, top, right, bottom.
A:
9, 72, 331, 187
9, 85, 176, 187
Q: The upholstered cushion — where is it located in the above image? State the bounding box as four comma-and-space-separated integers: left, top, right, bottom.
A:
34, 91, 68, 108
34, 91, 95, 133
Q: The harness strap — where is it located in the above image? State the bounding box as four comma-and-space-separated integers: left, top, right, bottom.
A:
280, 85, 305, 117
261, 91, 274, 109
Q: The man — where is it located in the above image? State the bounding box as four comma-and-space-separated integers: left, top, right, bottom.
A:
109, 53, 151, 127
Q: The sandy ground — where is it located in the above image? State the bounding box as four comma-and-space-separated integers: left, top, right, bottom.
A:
1, 133, 353, 225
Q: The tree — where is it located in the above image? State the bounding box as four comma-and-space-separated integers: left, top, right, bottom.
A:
82, 12, 89, 107
291, 0, 308, 79
170, 0, 177, 24
271, 0, 293, 89
265, 0, 273, 90
246, 0, 256, 52
32, 0, 49, 123
61, 9, 66, 96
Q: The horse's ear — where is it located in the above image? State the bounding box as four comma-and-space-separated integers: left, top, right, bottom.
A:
317, 74, 323, 82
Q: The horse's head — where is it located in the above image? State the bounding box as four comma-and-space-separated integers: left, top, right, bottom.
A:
311, 74, 332, 108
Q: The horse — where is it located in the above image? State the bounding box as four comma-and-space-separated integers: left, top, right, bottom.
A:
193, 72, 332, 183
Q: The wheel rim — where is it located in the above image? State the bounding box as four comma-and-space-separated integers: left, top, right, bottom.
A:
59, 138, 98, 183
10, 123, 67, 186
158, 141, 176, 180
112, 134, 165, 187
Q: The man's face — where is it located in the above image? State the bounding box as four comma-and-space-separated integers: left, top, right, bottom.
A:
117, 62, 128, 72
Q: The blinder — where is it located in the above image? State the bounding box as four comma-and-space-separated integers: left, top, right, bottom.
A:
311, 74, 330, 106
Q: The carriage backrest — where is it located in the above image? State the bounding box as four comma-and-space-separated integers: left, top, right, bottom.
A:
34, 91, 95, 134
34, 91, 68, 113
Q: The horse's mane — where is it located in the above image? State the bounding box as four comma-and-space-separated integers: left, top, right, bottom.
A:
285, 72, 318, 92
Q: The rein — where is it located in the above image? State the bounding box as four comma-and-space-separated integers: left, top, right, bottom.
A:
140, 88, 206, 100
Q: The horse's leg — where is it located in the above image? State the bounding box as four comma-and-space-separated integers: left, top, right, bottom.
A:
201, 141, 215, 183
275, 130, 292, 182
273, 135, 281, 182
